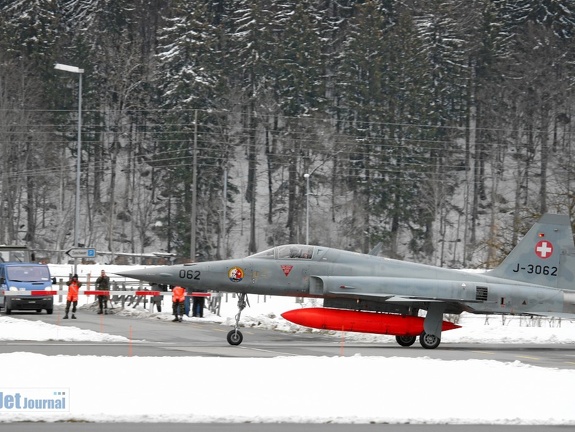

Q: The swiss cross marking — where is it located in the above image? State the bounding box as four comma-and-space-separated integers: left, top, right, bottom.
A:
535, 240, 553, 259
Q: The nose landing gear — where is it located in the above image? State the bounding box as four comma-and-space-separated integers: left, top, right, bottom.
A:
226, 293, 248, 346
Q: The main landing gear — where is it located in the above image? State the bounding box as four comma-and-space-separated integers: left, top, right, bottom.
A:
419, 332, 441, 349
227, 293, 248, 346
398, 303, 443, 349
395, 332, 441, 349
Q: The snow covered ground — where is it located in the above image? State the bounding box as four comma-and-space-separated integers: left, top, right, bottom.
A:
1, 264, 575, 424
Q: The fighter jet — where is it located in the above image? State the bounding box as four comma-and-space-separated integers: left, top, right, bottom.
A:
115, 213, 575, 349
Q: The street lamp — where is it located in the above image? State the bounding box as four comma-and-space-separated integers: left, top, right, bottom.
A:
54, 63, 84, 272
303, 166, 320, 245
304, 173, 310, 245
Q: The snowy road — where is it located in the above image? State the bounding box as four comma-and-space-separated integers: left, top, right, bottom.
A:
3, 304, 575, 369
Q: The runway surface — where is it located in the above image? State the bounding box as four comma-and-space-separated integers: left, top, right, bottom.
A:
2, 305, 575, 369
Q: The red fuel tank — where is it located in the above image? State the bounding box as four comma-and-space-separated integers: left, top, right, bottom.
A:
281, 307, 460, 336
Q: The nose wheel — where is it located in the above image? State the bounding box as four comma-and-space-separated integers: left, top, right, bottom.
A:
227, 329, 243, 345
227, 293, 248, 346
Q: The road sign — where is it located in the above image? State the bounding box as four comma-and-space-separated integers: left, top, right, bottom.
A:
66, 248, 96, 258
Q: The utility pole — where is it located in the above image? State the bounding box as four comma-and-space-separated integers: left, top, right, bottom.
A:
190, 110, 198, 261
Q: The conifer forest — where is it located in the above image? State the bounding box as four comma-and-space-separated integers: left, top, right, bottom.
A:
1, 0, 574, 267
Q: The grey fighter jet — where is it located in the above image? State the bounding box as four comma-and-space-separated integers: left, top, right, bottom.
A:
115, 213, 575, 349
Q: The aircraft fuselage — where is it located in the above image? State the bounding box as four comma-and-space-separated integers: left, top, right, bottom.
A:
116, 214, 575, 348
124, 245, 572, 317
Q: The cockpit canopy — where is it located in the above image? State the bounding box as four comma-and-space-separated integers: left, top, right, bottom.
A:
249, 245, 315, 260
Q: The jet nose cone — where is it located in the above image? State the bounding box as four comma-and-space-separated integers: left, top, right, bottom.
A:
114, 269, 147, 278
114, 267, 169, 283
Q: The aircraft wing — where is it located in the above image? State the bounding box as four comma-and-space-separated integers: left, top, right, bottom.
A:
312, 275, 482, 304
340, 293, 451, 303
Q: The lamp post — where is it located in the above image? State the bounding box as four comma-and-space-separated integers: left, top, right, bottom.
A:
304, 173, 310, 245
303, 166, 320, 245
54, 63, 83, 273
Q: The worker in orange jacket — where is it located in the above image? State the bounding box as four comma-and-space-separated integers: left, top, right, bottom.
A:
64, 274, 82, 319
172, 285, 186, 322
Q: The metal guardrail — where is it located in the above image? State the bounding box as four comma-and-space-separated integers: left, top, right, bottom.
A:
2, 278, 222, 316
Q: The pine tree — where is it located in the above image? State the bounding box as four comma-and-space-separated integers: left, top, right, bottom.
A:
271, 1, 326, 243
154, 0, 227, 259
228, 0, 277, 252
0, 0, 61, 62
0, 1, 62, 248
413, 0, 467, 263
333, 0, 392, 252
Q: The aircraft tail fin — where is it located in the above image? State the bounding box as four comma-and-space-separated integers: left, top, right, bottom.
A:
486, 214, 575, 289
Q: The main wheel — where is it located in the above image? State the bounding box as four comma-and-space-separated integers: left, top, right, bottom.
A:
419, 332, 441, 349
227, 330, 243, 346
395, 335, 416, 347
46, 308, 53, 315
5, 307, 11, 315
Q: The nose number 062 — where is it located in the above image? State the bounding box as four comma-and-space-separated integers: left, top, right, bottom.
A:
179, 270, 201, 280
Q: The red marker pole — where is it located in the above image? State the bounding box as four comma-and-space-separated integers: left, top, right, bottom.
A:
128, 325, 133, 357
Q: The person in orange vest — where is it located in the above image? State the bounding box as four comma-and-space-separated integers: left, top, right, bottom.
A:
171, 285, 185, 322
64, 274, 82, 319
